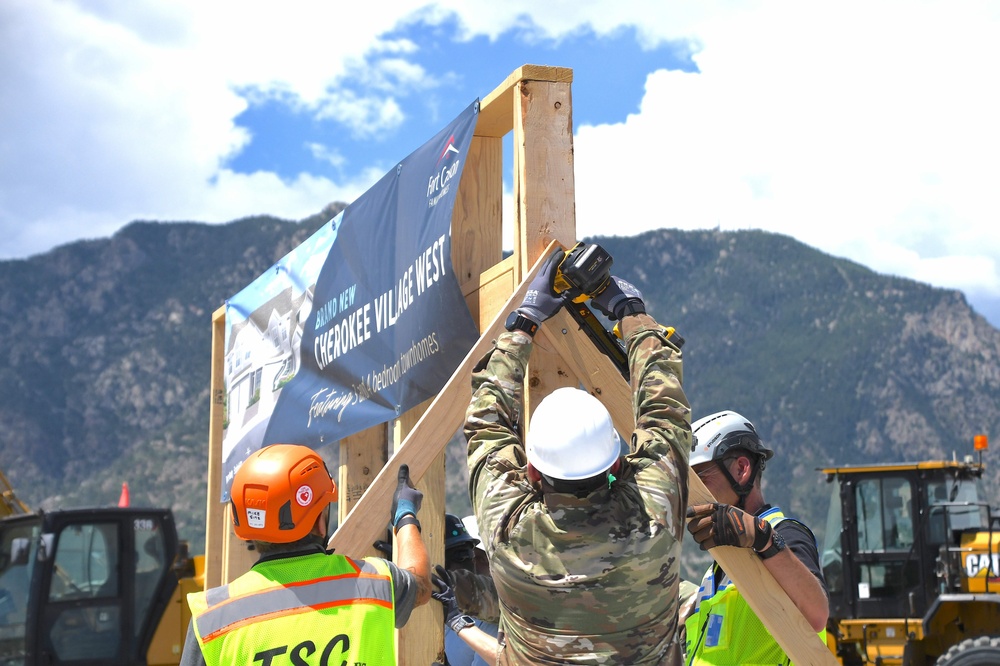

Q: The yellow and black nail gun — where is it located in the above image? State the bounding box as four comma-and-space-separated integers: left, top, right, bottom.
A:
553, 242, 684, 380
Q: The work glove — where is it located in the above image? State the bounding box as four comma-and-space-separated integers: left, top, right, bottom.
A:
373, 539, 392, 557
431, 564, 468, 633
514, 247, 568, 326
590, 276, 645, 320
686, 502, 772, 552
390, 464, 423, 533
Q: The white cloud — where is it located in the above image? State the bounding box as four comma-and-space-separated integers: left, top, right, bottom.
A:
0, 0, 426, 258
2, 0, 999, 329
572, 2, 1000, 311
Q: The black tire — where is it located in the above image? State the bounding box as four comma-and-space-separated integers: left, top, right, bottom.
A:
935, 636, 1000, 665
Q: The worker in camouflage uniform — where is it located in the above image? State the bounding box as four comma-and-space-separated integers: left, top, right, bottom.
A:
465, 247, 691, 665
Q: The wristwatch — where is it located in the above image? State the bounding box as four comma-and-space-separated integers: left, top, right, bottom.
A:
451, 614, 476, 633
504, 311, 538, 337
755, 530, 786, 560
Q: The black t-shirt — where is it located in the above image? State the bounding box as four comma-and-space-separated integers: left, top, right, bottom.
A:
766, 505, 829, 599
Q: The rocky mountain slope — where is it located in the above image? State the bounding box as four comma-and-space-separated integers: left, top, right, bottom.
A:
1, 210, 997, 559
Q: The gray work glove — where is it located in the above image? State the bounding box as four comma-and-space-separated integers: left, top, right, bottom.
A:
515, 247, 568, 326
686, 502, 772, 552
390, 464, 423, 533
431, 564, 468, 633
591, 276, 645, 320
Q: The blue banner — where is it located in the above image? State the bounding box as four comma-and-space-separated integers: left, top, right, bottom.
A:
221, 100, 480, 500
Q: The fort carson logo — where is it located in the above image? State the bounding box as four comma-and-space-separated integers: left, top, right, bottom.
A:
436, 134, 460, 166
428, 135, 462, 208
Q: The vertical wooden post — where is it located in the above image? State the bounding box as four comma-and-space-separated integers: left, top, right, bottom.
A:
203, 307, 227, 589
338, 425, 388, 560
393, 398, 442, 666
511, 71, 580, 418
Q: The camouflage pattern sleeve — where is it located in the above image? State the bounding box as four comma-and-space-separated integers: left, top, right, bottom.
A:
464, 330, 532, 511
621, 313, 691, 464
451, 568, 501, 622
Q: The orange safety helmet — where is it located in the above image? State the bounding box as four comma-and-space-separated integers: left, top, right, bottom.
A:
230, 444, 338, 543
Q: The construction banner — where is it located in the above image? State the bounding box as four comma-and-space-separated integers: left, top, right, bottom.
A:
220, 100, 480, 500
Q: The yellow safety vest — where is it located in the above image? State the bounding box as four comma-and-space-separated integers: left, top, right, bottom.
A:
187, 551, 396, 665
684, 508, 827, 666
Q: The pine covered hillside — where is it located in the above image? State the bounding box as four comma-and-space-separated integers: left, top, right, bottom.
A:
594, 230, 1000, 532
1, 212, 997, 556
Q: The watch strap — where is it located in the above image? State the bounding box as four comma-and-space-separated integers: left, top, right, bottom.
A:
393, 514, 421, 534
755, 529, 786, 560
505, 311, 539, 336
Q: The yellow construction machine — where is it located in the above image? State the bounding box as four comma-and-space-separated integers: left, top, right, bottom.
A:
0, 470, 203, 665
820, 435, 999, 665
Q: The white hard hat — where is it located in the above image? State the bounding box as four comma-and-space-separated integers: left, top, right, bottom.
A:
689, 410, 773, 467
526, 387, 622, 481
462, 515, 486, 552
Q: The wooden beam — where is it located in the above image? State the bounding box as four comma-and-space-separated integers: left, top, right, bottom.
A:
688, 475, 837, 665
452, 135, 503, 284
394, 399, 443, 666
203, 306, 227, 588
542, 310, 836, 664
339, 425, 389, 560
328, 242, 563, 557
476, 65, 573, 139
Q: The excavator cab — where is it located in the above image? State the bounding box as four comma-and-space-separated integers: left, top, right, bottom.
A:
0, 508, 184, 665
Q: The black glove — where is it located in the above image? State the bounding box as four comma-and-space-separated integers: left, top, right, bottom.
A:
390, 464, 423, 533
514, 247, 568, 325
372, 539, 392, 557
432, 564, 468, 633
686, 502, 771, 552
591, 276, 645, 320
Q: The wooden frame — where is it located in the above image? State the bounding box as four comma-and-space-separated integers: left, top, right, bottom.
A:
204, 65, 836, 665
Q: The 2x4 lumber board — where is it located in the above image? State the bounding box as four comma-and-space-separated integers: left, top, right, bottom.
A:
204, 306, 227, 588
513, 77, 577, 273
329, 242, 561, 556
452, 136, 503, 284
339, 425, 389, 560
513, 77, 578, 414
542, 311, 834, 664
536, 311, 633, 437
688, 476, 837, 665
461, 255, 516, 331
393, 399, 444, 666
476, 65, 574, 139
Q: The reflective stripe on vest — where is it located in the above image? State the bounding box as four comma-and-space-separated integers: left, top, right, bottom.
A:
187, 554, 397, 666
195, 559, 393, 642
684, 508, 826, 666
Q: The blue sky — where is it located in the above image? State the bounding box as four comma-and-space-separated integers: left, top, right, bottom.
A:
2, 1, 1000, 327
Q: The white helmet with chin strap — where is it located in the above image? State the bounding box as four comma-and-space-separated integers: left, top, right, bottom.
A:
690, 410, 773, 507
527, 387, 622, 481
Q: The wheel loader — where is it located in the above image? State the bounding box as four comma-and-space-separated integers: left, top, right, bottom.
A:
0, 470, 203, 665
820, 436, 999, 665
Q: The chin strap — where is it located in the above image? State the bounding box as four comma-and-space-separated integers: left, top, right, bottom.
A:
715, 458, 764, 510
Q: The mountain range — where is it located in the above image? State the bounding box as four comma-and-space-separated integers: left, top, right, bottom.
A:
2, 207, 998, 570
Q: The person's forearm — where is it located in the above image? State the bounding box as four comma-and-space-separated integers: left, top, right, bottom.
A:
762, 549, 829, 632
465, 331, 532, 496
457, 625, 501, 662
396, 523, 432, 605
622, 313, 691, 462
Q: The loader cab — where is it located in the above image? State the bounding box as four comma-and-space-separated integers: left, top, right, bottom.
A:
0, 508, 180, 665
820, 461, 990, 623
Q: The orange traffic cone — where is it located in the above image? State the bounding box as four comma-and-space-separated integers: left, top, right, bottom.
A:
118, 481, 130, 508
